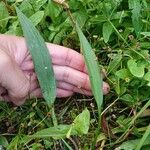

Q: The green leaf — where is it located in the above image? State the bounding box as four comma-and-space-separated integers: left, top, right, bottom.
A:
46, 1, 61, 22
135, 124, 150, 150
73, 10, 88, 28
25, 109, 90, 141
107, 54, 122, 75
141, 32, 150, 37
72, 108, 90, 135
29, 125, 73, 139
29, 11, 44, 26
115, 68, 132, 80
128, 0, 142, 36
76, 23, 103, 116
115, 78, 126, 95
19, 0, 33, 16
90, 11, 129, 23
7, 136, 19, 150
20, 125, 74, 145
144, 72, 150, 85
16, 7, 56, 107
144, 72, 150, 80
62, 139, 74, 150
103, 22, 113, 43
30, 0, 47, 11
5, 21, 22, 35
118, 135, 150, 150
0, 136, 8, 148
0, 1, 9, 31
127, 59, 145, 78
30, 143, 42, 150
140, 42, 150, 49
120, 94, 135, 105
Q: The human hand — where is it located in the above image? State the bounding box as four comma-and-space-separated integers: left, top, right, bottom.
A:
0, 35, 109, 105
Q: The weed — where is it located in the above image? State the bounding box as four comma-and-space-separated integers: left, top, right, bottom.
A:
0, 0, 150, 149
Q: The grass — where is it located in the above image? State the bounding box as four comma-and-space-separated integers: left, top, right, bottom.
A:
0, 0, 150, 149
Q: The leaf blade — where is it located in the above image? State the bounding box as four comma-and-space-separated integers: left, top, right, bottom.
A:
29, 11, 44, 26
16, 7, 56, 107
128, 0, 142, 36
103, 22, 113, 43
127, 59, 145, 78
76, 23, 103, 115
135, 124, 150, 150
72, 108, 90, 135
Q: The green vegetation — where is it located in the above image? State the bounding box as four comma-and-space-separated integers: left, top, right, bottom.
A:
0, 0, 150, 149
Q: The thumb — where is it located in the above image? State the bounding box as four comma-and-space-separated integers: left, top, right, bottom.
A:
0, 49, 30, 106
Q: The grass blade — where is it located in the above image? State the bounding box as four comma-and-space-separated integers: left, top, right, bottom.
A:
116, 99, 150, 143
135, 124, 150, 150
75, 23, 103, 116
16, 7, 56, 107
118, 135, 150, 150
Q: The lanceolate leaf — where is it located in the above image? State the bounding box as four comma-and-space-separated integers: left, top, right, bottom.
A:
107, 54, 122, 75
29, 11, 44, 26
128, 0, 142, 36
76, 23, 103, 115
16, 7, 56, 107
29, 125, 73, 139
23, 109, 90, 142
0, 1, 9, 30
103, 22, 113, 43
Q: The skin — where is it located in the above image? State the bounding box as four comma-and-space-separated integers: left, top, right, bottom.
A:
0, 35, 110, 106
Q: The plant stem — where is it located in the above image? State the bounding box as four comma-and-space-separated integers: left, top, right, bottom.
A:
51, 107, 58, 126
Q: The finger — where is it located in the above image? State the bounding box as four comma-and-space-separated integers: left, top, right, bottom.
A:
21, 59, 107, 81
0, 35, 105, 79
54, 65, 91, 91
56, 88, 73, 97
57, 81, 109, 95
21, 60, 34, 71
20, 58, 106, 96
3, 35, 108, 95
30, 88, 73, 98
15, 38, 106, 83
0, 35, 87, 73
57, 81, 92, 95
27, 74, 93, 97
47, 44, 108, 79
22, 63, 109, 95
0, 49, 30, 105
54, 65, 110, 93
47, 43, 88, 73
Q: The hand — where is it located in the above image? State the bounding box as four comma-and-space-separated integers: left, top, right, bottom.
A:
0, 35, 109, 105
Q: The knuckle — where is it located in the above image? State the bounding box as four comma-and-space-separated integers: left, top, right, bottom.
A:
82, 63, 86, 72
65, 48, 72, 66
62, 69, 70, 81
82, 75, 88, 89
